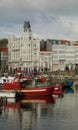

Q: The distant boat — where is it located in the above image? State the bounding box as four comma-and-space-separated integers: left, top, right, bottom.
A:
35, 74, 48, 83
63, 81, 74, 88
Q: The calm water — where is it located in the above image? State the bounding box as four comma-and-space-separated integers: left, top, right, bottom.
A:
0, 85, 78, 130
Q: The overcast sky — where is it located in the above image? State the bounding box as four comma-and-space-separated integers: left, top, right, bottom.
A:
0, 0, 78, 41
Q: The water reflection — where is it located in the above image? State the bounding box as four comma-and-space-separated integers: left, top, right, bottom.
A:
64, 87, 74, 93
19, 97, 55, 130
0, 96, 55, 130
53, 93, 64, 99
1, 84, 78, 130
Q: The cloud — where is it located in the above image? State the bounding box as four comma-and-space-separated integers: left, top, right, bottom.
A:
0, 0, 78, 40
0, 0, 77, 14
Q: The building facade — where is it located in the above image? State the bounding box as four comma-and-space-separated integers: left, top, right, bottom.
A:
45, 39, 75, 71
8, 21, 40, 73
8, 21, 77, 73
0, 39, 8, 73
73, 41, 78, 64
39, 51, 52, 71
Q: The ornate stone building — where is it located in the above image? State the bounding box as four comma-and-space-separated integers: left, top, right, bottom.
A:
8, 21, 40, 73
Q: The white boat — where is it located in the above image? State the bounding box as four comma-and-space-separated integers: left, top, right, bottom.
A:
0, 91, 15, 98
0, 76, 15, 87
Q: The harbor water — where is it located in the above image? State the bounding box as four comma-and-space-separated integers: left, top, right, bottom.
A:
0, 84, 78, 130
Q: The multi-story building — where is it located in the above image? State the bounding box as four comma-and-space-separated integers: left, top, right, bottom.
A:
39, 51, 52, 71
0, 39, 8, 73
73, 41, 78, 73
73, 41, 78, 65
8, 21, 40, 73
40, 40, 52, 71
43, 39, 75, 71
8, 21, 76, 73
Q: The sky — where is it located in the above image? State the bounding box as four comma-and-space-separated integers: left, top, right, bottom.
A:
0, 0, 78, 41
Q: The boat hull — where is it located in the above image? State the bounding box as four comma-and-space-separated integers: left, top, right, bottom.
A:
20, 87, 54, 97
2, 82, 54, 97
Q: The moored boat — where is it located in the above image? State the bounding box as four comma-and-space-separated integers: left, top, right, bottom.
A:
37, 77, 47, 82
35, 74, 48, 83
50, 82, 65, 94
53, 86, 62, 94
63, 81, 74, 88
1, 74, 54, 97
0, 76, 14, 87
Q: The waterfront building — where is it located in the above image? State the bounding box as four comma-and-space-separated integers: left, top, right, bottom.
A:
0, 39, 8, 73
73, 41, 78, 74
73, 41, 78, 65
8, 21, 40, 73
39, 51, 52, 71
45, 39, 75, 71
40, 40, 52, 71
8, 21, 76, 73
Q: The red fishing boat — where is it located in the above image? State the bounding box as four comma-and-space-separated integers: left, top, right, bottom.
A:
35, 74, 48, 83
1, 74, 54, 97
37, 77, 47, 82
